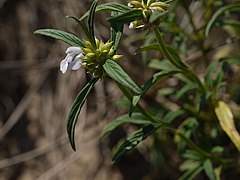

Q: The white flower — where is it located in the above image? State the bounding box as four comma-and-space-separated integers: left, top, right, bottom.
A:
60, 46, 83, 74
127, 2, 133, 7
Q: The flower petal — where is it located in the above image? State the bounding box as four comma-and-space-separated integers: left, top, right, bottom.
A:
66, 46, 82, 54
69, 59, 82, 70
60, 59, 68, 73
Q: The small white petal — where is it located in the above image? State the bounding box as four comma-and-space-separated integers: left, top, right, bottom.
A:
60, 59, 68, 73
129, 22, 135, 29
127, 3, 133, 7
136, 24, 145, 29
66, 46, 82, 54
69, 59, 82, 70
65, 54, 74, 63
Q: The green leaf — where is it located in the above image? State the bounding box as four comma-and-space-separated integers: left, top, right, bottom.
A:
112, 124, 161, 163
103, 59, 142, 94
182, 150, 203, 161
216, 19, 240, 29
140, 44, 188, 70
176, 83, 198, 99
129, 70, 180, 116
81, 2, 131, 20
108, 9, 143, 24
66, 16, 93, 46
162, 109, 185, 123
175, 118, 198, 152
88, 0, 98, 48
67, 78, 98, 151
214, 166, 222, 180
204, 60, 225, 93
179, 163, 203, 180
203, 159, 216, 180
101, 113, 152, 139
110, 11, 124, 52
167, 45, 189, 70
149, 59, 180, 71
205, 4, 240, 36
34, 29, 84, 47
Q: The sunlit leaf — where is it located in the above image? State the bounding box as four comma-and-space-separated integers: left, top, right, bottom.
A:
215, 101, 240, 151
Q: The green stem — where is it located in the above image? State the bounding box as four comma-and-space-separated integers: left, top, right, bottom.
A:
153, 26, 205, 93
116, 82, 158, 123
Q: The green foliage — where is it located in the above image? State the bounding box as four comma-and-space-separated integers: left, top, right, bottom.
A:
205, 4, 240, 36
103, 59, 142, 94
67, 78, 98, 150
35, 0, 240, 178
112, 124, 161, 163
34, 29, 85, 47
101, 113, 152, 139
108, 9, 143, 24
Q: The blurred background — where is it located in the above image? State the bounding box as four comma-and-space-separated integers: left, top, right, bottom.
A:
0, 0, 239, 179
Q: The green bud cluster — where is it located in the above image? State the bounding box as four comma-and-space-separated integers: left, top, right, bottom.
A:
128, 0, 169, 28
81, 38, 122, 78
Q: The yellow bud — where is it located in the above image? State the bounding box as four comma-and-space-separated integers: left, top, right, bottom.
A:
100, 41, 113, 52
84, 40, 94, 50
149, 2, 168, 10
86, 52, 95, 58
129, 1, 143, 8
95, 37, 100, 48
112, 54, 122, 61
108, 47, 115, 56
82, 48, 93, 54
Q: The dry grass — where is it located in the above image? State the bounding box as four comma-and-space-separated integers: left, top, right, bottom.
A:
0, 0, 125, 179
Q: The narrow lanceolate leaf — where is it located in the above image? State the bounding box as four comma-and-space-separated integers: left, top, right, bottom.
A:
103, 59, 142, 94
66, 16, 93, 45
176, 83, 198, 99
215, 101, 240, 151
162, 110, 185, 123
101, 113, 153, 139
112, 124, 161, 163
108, 9, 143, 24
34, 29, 84, 47
139, 44, 188, 70
67, 78, 98, 151
88, 0, 99, 48
203, 159, 216, 180
205, 4, 240, 36
110, 11, 124, 52
80, 2, 131, 20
